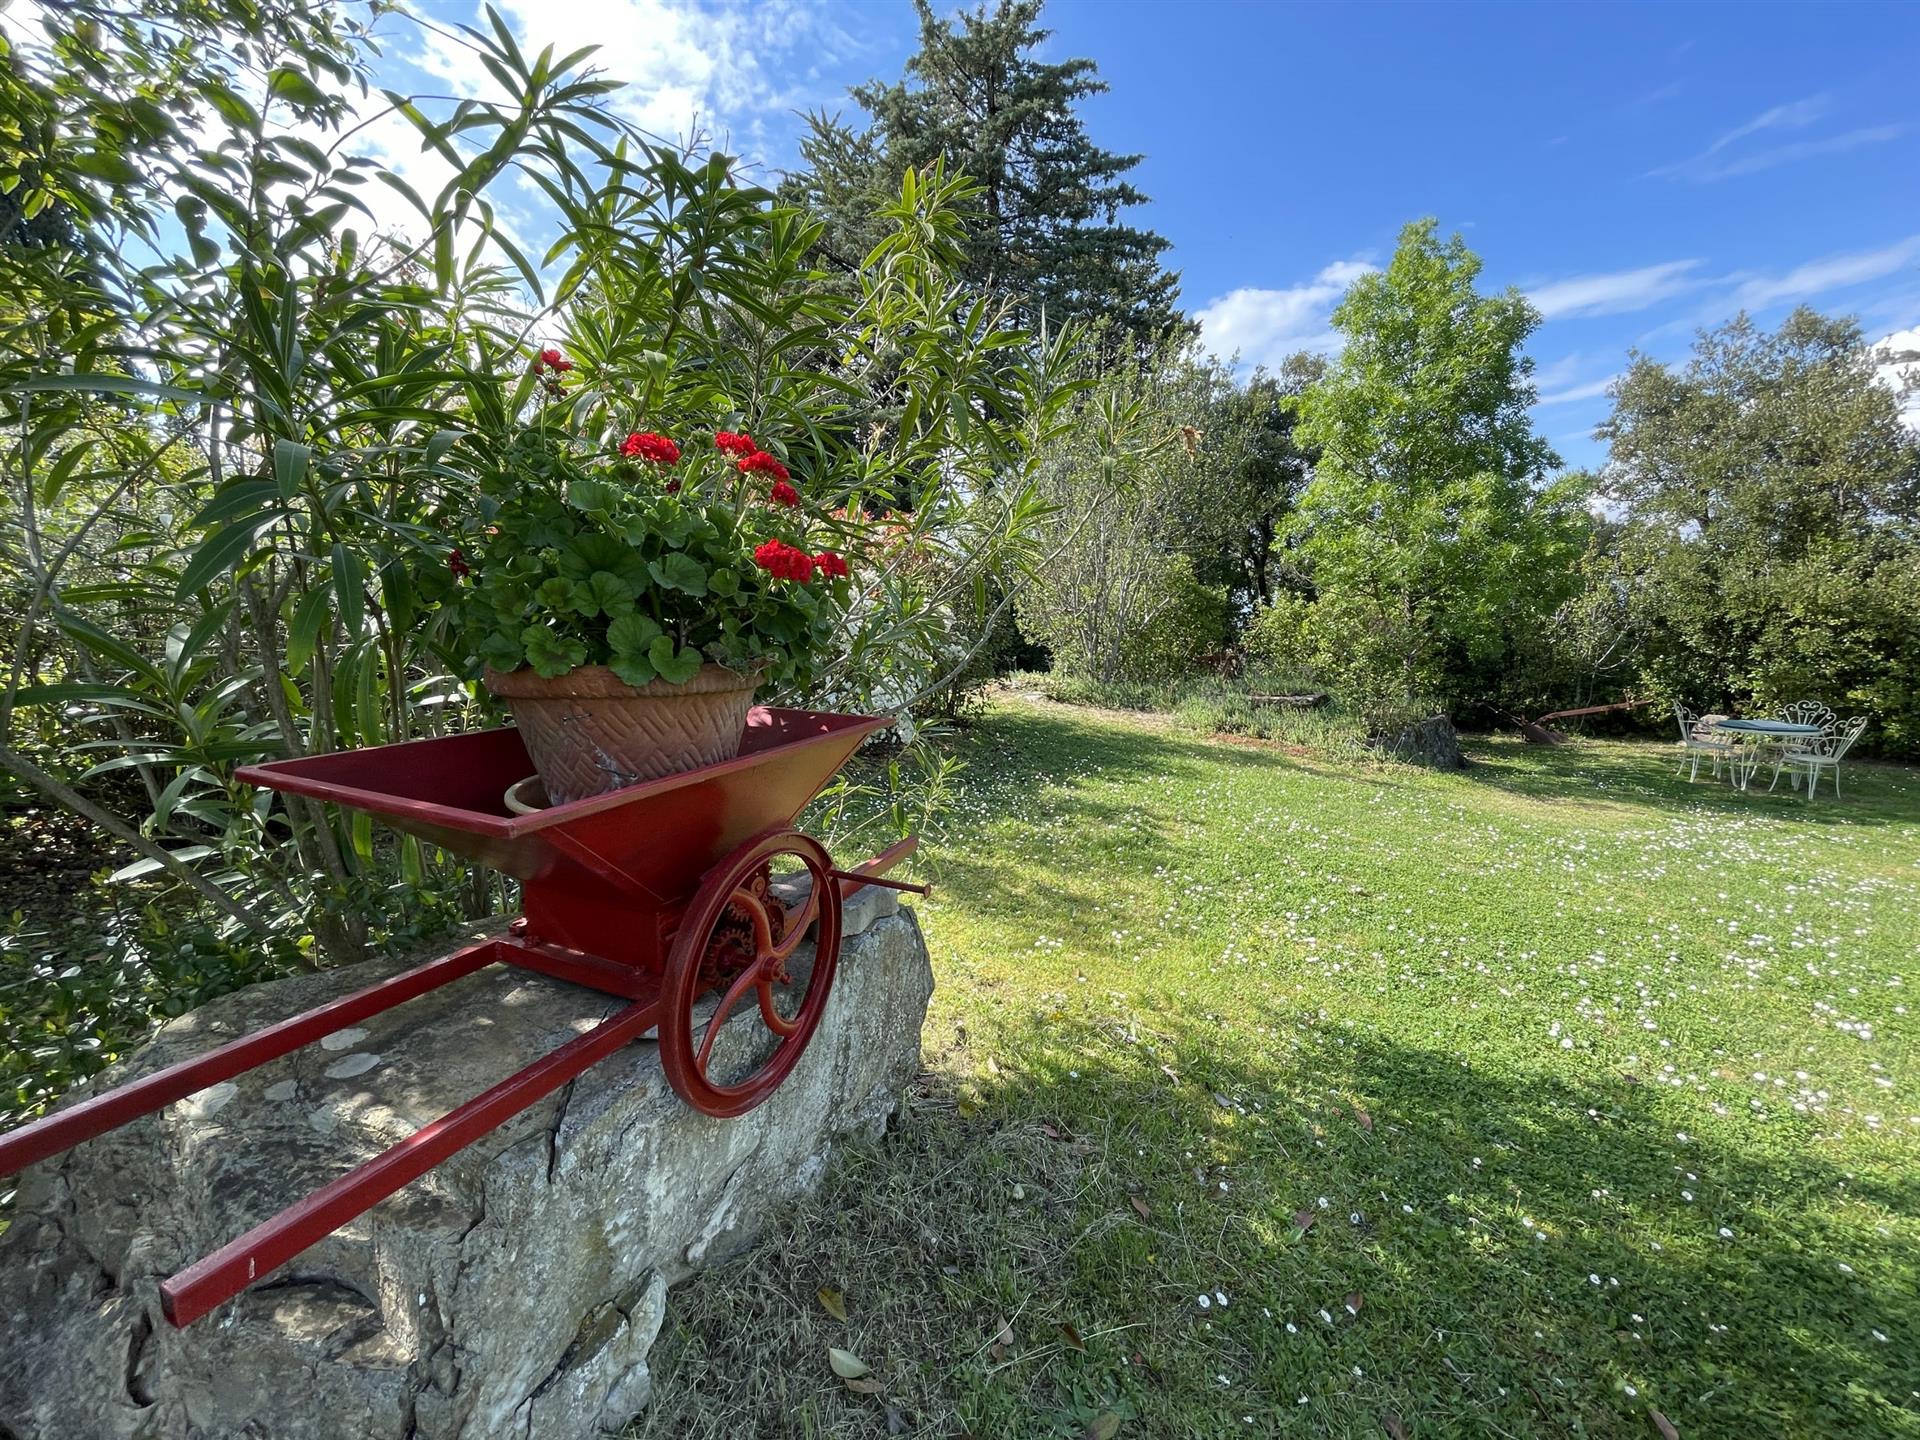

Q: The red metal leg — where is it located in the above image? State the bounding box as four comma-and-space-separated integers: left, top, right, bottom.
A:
0, 942, 502, 1179
159, 992, 662, 1327
829, 836, 928, 898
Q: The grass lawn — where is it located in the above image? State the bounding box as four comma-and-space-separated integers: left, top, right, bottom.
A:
636, 697, 1919, 1439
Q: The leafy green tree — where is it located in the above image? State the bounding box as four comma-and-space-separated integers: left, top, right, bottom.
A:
1174, 354, 1323, 615
1286, 220, 1586, 720
1016, 340, 1233, 682
784, 0, 1186, 349
1599, 308, 1920, 753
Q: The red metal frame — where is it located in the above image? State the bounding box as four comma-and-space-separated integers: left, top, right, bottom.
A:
0, 708, 926, 1328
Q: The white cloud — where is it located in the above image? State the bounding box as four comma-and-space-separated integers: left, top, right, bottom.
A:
1698, 125, 1908, 181
1700, 95, 1829, 160
1536, 375, 1619, 407
1528, 260, 1703, 319
402, 0, 856, 161
1193, 259, 1376, 370
280, 0, 860, 284
1731, 234, 1920, 310
1876, 326, 1920, 431
1531, 352, 1587, 391
1648, 94, 1907, 181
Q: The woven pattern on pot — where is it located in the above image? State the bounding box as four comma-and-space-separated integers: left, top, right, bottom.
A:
487, 663, 760, 804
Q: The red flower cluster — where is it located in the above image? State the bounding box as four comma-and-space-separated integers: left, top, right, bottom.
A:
534, 348, 574, 373
447, 548, 470, 579
621, 431, 680, 464
737, 450, 790, 482
813, 549, 849, 579
769, 479, 800, 508
753, 539, 815, 582
714, 431, 756, 457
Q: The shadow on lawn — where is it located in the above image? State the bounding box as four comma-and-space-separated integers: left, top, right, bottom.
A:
638, 993, 1918, 1440
1457, 736, 1920, 830
989, 1008, 1916, 1436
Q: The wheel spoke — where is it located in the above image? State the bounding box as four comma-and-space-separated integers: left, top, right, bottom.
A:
697, 957, 767, 1072
757, 978, 802, 1036
770, 892, 819, 962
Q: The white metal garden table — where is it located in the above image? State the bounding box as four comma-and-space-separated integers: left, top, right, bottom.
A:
1711, 718, 1826, 791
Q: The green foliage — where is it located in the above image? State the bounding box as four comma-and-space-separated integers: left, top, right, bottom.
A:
1240, 591, 1316, 676
0, 1, 1083, 973
1288, 220, 1588, 721
1178, 355, 1324, 613
1123, 556, 1231, 684
2, 905, 302, 1134
785, 0, 1186, 350
1016, 341, 1236, 683
1598, 309, 1920, 755
454, 427, 846, 689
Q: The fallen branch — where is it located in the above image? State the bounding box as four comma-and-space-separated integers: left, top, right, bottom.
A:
1531, 698, 1655, 726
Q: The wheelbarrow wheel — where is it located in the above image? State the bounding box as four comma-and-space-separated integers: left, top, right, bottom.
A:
660, 826, 843, 1118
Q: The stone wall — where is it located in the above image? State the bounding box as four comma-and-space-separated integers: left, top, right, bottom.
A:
0, 889, 931, 1440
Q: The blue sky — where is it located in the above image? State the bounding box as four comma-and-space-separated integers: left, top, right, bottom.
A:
376, 0, 1920, 468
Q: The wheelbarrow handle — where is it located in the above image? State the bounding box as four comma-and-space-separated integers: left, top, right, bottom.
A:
829, 836, 930, 898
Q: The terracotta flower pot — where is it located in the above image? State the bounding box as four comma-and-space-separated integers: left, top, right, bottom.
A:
484, 662, 762, 805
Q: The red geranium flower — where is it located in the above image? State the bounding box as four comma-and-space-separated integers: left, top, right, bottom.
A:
621, 431, 680, 464
752, 539, 815, 582
535, 347, 574, 373
714, 430, 757, 457
447, 548, 470, 579
769, 479, 800, 507
737, 450, 790, 482
813, 549, 849, 579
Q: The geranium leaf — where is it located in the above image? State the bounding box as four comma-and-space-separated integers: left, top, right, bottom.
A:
648, 635, 702, 683
521, 625, 585, 678
607, 612, 663, 657
588, 569, 635, 615
648, 552, 708, 596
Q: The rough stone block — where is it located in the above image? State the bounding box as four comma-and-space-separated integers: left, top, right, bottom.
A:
0, 898, 929, 1439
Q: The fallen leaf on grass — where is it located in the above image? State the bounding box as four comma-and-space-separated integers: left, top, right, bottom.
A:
1060, 1322, 1086, 1352
816, 1286, 848, 1322
1380, 1413, 1408, 1439
1649, 1409, 1678, 1440
1292, 1209, 1318, 1234
827, 1346, 870, 1380
1083, 1414, 1121, 1440
844, 1375, 884, 1395
1352, 1104, 1374, 1131
994, 1319, 1015, 1347
1040, 1122, 1069, 1140
885, 1405, 909, 1435
1129, 1196, 1151, 1221
1344, 1292, 1365, 1316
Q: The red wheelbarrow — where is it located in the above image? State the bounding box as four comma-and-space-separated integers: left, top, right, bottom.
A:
0, 707, 922, 1326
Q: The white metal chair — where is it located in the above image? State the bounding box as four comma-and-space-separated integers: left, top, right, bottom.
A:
1769, 716, 1867, 800
1776, 700, 1835, 732
1675, 703, 1735, 781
